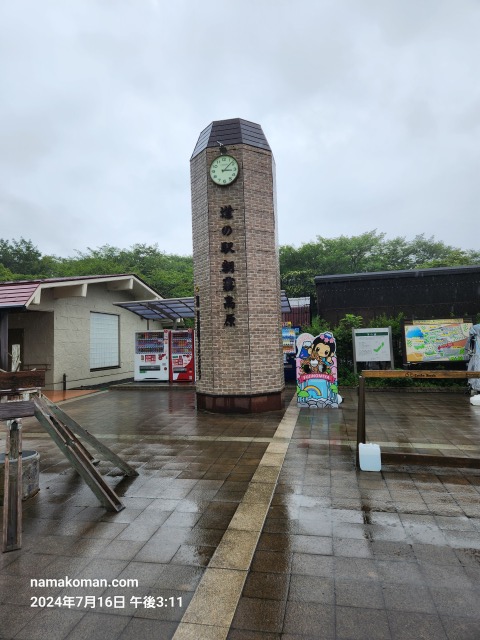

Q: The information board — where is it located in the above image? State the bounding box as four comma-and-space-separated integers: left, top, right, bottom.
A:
353, 328, 392, 363
404, 319, 471, 363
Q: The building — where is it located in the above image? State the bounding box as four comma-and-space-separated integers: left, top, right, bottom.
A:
282, 296, 312, 328
190, 118, 284, 412
0, 274, 162, 390
315, 265, 480, 325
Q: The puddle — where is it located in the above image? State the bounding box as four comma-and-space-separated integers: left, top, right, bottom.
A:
457, 548, 480, 564
361, 503, 372, 525
361, 503, 374, 542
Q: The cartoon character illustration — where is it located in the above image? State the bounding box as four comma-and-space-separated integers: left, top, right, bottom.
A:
296, 332, 340, 408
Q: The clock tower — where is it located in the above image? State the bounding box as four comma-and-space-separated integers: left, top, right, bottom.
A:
190, 118, 284, 412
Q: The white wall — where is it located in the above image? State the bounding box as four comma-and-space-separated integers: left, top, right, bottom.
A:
53, 284, 152, 389
10, 282, 157, 390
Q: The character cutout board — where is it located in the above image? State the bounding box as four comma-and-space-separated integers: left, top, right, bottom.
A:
296, 332, 340, 408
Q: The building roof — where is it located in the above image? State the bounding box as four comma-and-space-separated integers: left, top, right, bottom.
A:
191, 118, 271, 159
288, 297, 311, 308
0, 274, 161, 310
314, 264, 480, 284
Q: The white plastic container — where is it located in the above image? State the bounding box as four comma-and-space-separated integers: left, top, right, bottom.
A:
359, 443, 381, 472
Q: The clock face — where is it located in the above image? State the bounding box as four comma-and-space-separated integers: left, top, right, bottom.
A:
210, 155, 239, 186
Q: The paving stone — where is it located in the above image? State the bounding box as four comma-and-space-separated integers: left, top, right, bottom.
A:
283, 602, 335, 638
63, 612, 130, 640
288, 574, 334, 605
4, 387, 480, 639
387, 610, 448, 640
118, 617, 177, 640
382, 583, 436, 613
335, 605, 391, 640
290, 534, 333, 555
440, 616, 480, 640
290, 553, 335, 577
242, 572, 290, 601
14, 609, 85, 640
227, 629, 280, 639
335, 578, 384, 609
0, 603, 39, 637
231, 597, 286, 634
333, 537, 373, 558
429, 587, 480, 618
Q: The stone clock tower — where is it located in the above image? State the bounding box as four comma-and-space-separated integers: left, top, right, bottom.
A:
190, 118, 284, 412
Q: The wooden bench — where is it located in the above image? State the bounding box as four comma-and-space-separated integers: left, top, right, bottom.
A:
0, 402, 35, 420
1, 372, 138, 552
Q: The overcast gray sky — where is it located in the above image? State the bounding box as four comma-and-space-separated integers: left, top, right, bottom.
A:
1, 0, 479, 258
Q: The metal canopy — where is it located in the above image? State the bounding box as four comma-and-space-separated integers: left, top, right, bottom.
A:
115, 292, 291, 322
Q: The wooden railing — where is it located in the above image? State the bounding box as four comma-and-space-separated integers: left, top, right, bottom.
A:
356, 370, 480, 469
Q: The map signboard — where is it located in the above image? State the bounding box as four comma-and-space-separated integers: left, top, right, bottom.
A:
404, 319, 471, 363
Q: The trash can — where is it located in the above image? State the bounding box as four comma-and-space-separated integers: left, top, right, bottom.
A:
0, 450, 40, 504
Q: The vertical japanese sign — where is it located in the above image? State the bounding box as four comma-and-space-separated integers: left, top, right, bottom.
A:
220, 205, 236, 327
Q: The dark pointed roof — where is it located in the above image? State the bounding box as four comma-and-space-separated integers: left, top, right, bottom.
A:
191, 118, 271, 159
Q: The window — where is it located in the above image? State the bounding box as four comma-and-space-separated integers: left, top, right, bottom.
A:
90, 312, 120, 370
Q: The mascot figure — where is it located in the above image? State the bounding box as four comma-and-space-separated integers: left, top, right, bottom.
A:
296, 332, 341, 408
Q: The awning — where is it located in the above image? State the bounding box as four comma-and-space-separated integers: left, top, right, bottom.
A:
115, 291, 291, 322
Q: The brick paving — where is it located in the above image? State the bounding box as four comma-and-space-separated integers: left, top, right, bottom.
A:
229, 391, 480, 640
0, 387, 479, 639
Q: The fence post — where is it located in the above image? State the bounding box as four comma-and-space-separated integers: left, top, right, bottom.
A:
356, 376, 366, 468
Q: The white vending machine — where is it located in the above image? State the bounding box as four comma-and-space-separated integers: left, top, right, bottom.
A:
134, 330, 170, 381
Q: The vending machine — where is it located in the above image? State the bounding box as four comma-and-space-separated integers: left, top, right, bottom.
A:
169, 329, 195, 382
282, 324, 300, 381
134, 330, 170, 381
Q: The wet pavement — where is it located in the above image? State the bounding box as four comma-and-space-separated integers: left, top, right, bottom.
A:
1, 387, 479, 639
42, 390, 100, 403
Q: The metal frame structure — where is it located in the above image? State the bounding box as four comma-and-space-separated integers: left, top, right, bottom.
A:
1, 371, 138, 552
356, 369, 480, 469
114, 291, 291, 323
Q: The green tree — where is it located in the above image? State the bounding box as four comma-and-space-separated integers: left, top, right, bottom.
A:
48, 243, 194, 298
319, 231, 385, 273
0, 263, 14, 281
280, 269, 316, 298
0, 238, 43, 275
407, 234, 480, 267
279, 231, 480, 297
378, 236, 415, 270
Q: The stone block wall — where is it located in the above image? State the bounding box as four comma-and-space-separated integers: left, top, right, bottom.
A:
191, 143, 284, 403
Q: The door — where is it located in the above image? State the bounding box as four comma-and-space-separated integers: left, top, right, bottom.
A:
8, 328, 24, 371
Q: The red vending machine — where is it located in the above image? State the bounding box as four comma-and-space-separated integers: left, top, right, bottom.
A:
169, 329, 195, 382
134, 330, 170, 381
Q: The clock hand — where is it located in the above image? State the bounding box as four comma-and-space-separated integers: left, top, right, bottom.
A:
222, 161, 234, 172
